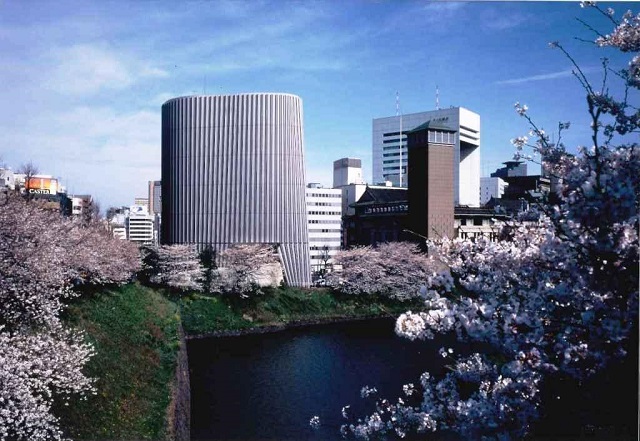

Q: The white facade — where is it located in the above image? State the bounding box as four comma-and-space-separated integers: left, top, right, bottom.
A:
112, 226, 127, 240
127, 205, 154, 245
480, 177, 508, 205
372, 107, 480, 206
333, 157, 365, 188
71, 195, 92, 216
305, 185, 342, 276
0, 169, 15, 190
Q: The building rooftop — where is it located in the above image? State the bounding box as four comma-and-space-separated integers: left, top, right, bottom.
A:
407, 120, 457, 133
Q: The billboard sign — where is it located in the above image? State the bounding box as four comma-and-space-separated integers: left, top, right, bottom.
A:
27, 177, 58, 195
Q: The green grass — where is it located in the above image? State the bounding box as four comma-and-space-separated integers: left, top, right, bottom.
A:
57, 284, 180, 440
179, 286, 424, 336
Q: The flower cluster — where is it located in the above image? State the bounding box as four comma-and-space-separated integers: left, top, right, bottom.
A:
338, 6, 639, 440
0, 194, 141, 440
143, 244, 204, 292
208, 244, 283, 297
326, 242, 435, 301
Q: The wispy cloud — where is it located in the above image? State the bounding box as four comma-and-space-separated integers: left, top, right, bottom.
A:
480, 10, 530, 31
495, 67, 599, 85
45, 44, 168, 95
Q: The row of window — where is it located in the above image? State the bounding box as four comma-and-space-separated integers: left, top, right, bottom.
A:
307, 201, 341, 207
383, 152, 404, 157
383, 166, 407, 172
459, 218, 485, 226
310, 245, 341, 251
309, 229, 341, 234
309, 219, 341, 224
383, 136, 406, 144
383, 159, 408, 164
363, 204, 408, 214
383, 144, 406, 151
307, 193, 341, 198
308, 211, 340, 216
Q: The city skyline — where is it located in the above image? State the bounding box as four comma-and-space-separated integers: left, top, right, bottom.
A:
1, 1, 634, 210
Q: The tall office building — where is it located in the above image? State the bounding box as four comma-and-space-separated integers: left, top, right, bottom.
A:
161, 93, 311, 287
305, 184, 342, 276
372, 106, 480, 206
148, 180, 162, 215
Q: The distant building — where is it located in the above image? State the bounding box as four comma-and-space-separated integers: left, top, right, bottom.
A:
480, 177, 508, 206
455, 206, 510, 241
126, 205, 154, 245
332, 158, 367, 245
134, 197, 149, 211
346, 187, 507, 247
305, 184, 342, 277
372, 106, 480, 206
491, 160, 527, 178
333, 158, 364, 188
148, 181, 162, 215
71, 195, 93, 217
345, 186, 410, 247
0, 169, 15, 190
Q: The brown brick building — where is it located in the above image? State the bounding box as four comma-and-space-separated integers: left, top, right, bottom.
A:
406, 121, 456, 240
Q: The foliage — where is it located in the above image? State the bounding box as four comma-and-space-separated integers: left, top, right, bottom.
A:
209, 244, 283, 297
143, 244, 205, 292
326, 242, 434, 301
56, 284, 180, 440
335, 6, 639, 440
0, 194, 141, 440
179, 286, 424, 336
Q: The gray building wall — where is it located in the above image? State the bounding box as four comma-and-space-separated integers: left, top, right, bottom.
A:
161, 93, 311, 287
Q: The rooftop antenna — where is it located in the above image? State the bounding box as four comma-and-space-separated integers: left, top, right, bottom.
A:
396, 91, 404, 187
436, 85, 440, 110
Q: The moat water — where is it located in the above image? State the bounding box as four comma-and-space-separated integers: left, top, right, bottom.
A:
188, 318, 637, 441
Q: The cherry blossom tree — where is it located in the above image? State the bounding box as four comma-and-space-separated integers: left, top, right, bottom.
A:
144, 244, 205, 292
0, 194, 141, 440
329, 6, 639, 440
326, 242, 435, 301
209, 244, 283, 297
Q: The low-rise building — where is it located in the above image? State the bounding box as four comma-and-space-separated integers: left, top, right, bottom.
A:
306, 184, 342, 277
480, 177, 508, 206
127, 205, 154, 245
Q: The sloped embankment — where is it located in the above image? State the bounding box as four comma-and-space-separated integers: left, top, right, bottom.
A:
57, 284, 186, 440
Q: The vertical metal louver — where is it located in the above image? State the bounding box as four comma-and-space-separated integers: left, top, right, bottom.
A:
161, 93, 311, 287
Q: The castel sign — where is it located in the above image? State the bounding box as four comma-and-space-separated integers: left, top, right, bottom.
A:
26, 177, 58, 195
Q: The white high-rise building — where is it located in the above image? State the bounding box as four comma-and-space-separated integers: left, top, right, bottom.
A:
305, 184, 342, 277
127, 205, 154, 245
372, 106, 480, 206
332, 157, 367, 217
480, 177, 508, 205
333, 158, 365, 188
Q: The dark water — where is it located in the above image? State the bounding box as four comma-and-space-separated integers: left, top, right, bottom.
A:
188, 319, 638, 441
188, 319, 457, 441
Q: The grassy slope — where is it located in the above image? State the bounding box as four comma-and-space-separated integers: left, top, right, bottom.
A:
57, 284, 180, 440
180, 286, 423, 336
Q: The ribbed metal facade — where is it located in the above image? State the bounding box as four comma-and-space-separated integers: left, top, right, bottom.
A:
161, 93, 311, 287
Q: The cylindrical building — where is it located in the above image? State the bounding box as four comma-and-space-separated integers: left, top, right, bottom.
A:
161, 93, 311, 287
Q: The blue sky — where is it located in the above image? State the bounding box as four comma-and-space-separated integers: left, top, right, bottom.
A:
0, 1, 635, 210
